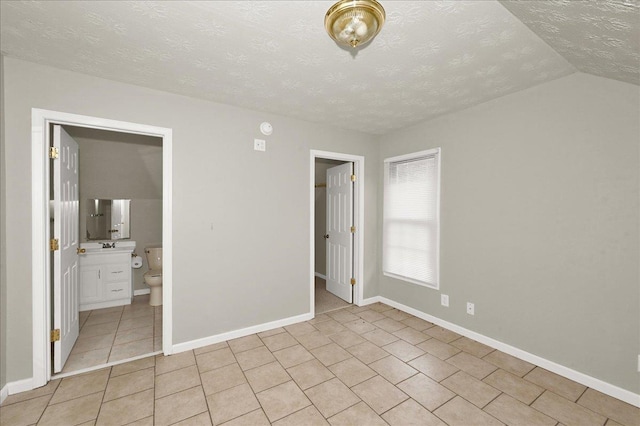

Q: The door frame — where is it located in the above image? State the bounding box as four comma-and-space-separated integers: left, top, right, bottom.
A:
31, 108, 173, 387
309, 150, 364, 314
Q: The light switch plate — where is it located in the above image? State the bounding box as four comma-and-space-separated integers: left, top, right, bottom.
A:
441, 294, 449, 307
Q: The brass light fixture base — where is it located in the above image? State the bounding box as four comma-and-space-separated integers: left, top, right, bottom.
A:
325, 0, 386, 48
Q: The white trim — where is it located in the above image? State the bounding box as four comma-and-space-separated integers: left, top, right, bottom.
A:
0, 383, 8, 405
172, 312, 313, 354
31, 108, 173, 390
5, 378, 34, 398
134, 288, 151, 296
377, 296, 640, 408
310, 150, 365, 315
314, 272, 327, 280
51, 351, 161, 380
359, 296, 382, 306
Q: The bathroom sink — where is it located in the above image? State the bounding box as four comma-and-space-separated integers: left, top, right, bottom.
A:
80, 241, 136, 254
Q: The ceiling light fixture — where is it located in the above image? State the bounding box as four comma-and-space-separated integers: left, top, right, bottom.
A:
325, 0, 386, 48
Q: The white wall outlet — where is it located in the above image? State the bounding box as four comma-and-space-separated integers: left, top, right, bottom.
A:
441, 294, 449, 307
467, 302, 475, 315
254, 139, 266, 151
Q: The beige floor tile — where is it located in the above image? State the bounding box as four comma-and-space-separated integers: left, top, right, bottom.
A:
273, 406, 329, 426
174, 412, 212, 425
155, 386, 208, 426
382, 398, 447, 426
401, 316, 435, 331
155, 365, 201, 399
362, 328, 399, 346
154, 336, 163, 351
382, 340, 425, 362
392, 327, 430, 345
84, 311, 122, 327
369, 355, 418, 384
38, 391, 103, 426
273, 344, 315, 368
193, 341, 228, 356
482, 350, 535, 377
127, 415, 154, 426
1, 379, 60, 406
104, 367, 154, 402
195, 347, 235, 373
220, 409, 269, 426
328, 357, 377, 387
287, 359, 336, 390
200, 363, 246, 395
305, 378, 360, 418
111, 355, 155, 377
416, 338, 461, 360
605, 420, 626, 426
531, 390, 607, 426
310, 343, 352, 366
347, 341, 390, 364
451, 336, 495, 358
228, 335, 264, 354
397, 373, 456, 411
483, 368, 545, 405
72, 333, 116, 354
295, 331, 333, 350
109, 337, 154, 362
118, 315, 154, 332
120, 307, 155, 321
367, 303, 395, 313
424, 326, 462, 343
313, 319, 347, 335
342, 318, 377, 334
578, 388, 640, 426
257, 381, 311, 422
261, 332, 298, 352
434, 396, 504, 426
245, 361, 291, 393
50, 369, 110, 405
96, 388, 154, 425
373, 317, 407, 333
358, 310, 386, 323
446, 352, 498, 379
236, 346, 276, 371
258, 327, 286, 338
113, 325, 153, 346
62, 347, 111, 373
441, 371, 501, 408
484, 394, 557, 426
309, 314, 331, 324
0, 394, 51, 425
383, 309, 412, 321
206, 383, 261, 424
327, 309, 360, 323
408, 353, 459, 381
328, 330, 366, 348
352, 375, 408, 414
524, 367, 588, 402
284, 322, 318, 337
328, 401, 388, 426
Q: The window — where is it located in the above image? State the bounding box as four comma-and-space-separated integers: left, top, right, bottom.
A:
383, 148, 440, 289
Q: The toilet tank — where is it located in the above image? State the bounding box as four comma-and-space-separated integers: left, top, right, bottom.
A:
145, 246, 163, 270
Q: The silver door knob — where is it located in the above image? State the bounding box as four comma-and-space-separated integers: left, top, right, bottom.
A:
323, 234, 329, 239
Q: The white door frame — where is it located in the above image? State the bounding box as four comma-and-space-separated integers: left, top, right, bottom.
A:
31, 108, 173, 388
310, 150, 364, 314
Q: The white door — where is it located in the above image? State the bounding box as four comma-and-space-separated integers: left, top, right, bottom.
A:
53, 125, 80, 373
325, 162, 353, 303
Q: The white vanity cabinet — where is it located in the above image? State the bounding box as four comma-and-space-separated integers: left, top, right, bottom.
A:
79, 242, 135, 311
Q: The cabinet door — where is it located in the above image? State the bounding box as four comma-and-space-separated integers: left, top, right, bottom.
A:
80, 265, 102, 306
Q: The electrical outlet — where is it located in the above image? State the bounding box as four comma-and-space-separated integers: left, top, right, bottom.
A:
466, 302, 475, 315
254, 138, 266, 151
441, 294, 449, 307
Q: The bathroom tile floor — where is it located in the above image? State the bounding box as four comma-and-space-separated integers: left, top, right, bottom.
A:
62, 294, 162, 373
3, 302, 638, 425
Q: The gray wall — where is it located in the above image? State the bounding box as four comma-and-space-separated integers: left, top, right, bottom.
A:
377, 72, 640, 393
2, 57, 379, 383
68, 127, 163, 291
314, 158, 344, 276
0, 53, 7, 393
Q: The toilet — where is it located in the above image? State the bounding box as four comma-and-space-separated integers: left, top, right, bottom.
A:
144, 245, 162, 306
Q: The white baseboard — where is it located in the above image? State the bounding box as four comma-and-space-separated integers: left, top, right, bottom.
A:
314, 272, 327, 280
378, 296, 640, 408
359, 296, 382, 306
0, 383, 8, 405
172, 312, 314, 354
134, 288, 151, 296
0, 377, 34, 404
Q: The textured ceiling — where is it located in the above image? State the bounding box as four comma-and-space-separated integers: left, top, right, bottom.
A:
0, 1, 637, 135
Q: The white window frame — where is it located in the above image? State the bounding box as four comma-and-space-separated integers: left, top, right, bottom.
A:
383, 148, 441, 289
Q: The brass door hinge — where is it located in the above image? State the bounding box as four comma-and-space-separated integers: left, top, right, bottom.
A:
350, 226, 356, 233
50, 329, 60, 342
350, 278, 356, 286
49, 147, 59, 159
350, 174, 356, 182
50, 239, 59, 251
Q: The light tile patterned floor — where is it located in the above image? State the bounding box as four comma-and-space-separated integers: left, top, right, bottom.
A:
62, 295, 162, 373
2, 302, 638, 425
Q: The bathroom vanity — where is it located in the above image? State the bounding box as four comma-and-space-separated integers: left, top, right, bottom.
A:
79, 241, 135, 311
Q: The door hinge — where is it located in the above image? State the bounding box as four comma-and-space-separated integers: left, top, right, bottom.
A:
50, 238, 59, 251
350, 174, 356, 182
350, 226, 356, 233
50, 329, 60, 342
350, 278, 356, 286
49, 147, 59, 159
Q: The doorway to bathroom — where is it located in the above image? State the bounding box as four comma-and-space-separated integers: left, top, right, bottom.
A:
31, 109, 173, 388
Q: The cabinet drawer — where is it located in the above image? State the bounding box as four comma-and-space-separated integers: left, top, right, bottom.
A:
106, 281, 130, 300
104, 263, 130, 282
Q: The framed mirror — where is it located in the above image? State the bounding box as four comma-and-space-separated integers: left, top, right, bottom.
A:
86, 199, 131, 240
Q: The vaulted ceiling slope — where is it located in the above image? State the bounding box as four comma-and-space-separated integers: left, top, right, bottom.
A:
1, 1, 638, 135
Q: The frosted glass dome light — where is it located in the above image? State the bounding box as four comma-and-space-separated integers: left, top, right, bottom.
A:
325, 0, 386, 48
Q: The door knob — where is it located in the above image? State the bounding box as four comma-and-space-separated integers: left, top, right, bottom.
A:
77, 247, 86, 254
323, 234, 330, 239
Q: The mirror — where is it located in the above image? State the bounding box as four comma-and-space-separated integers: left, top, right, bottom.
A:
86, 199, 131, 240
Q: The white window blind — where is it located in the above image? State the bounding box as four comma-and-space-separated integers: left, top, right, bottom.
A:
383, 148, 440, 288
